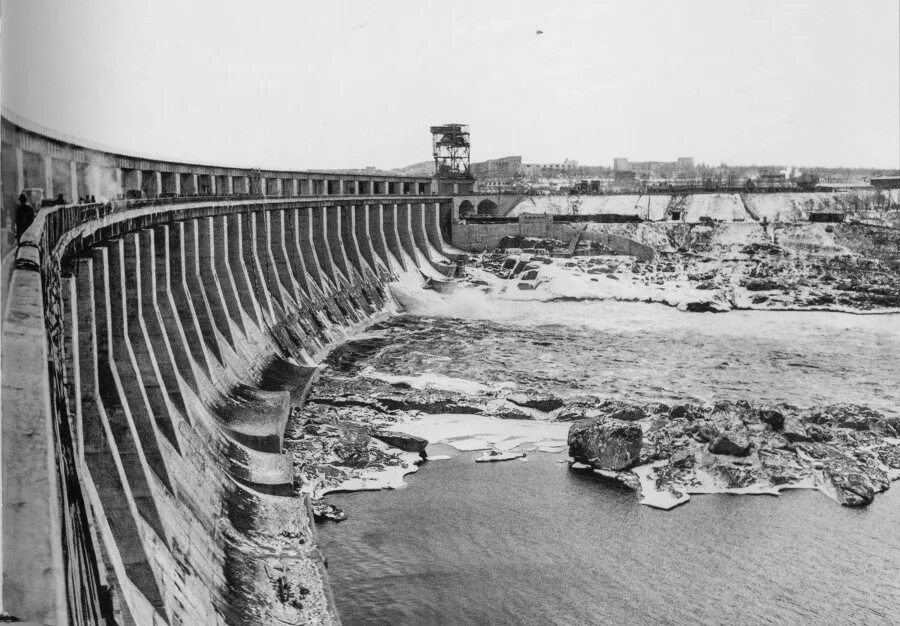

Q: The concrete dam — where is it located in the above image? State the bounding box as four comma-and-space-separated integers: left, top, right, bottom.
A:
1, 114, 464, 624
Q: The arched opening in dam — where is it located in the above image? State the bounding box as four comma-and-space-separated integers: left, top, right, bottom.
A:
476, 198, 499, 216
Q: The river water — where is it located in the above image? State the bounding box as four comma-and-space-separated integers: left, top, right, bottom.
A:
316, 296, 900, 624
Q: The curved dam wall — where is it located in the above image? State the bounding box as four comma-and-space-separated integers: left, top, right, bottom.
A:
1, 121, 466, 625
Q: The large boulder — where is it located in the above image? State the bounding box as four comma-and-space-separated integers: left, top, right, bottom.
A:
781, 417, 809, 442
484, 399, 534, 420
669, 403, 707, 421
691, 422, 720, 443
567, 418, 642, 470
708, 430, 752, 456
373, 430, 428, 454
595, 400, 647, 422
828, 470, 875, 507
757, 406, 785, 430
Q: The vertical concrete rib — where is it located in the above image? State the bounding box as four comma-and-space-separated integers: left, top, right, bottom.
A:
74, 256, 166, 615
195, 217, 235, 345
121, 234, 181, 452
256, 210, 294, 314
297, 207, 333, 295
285, 207, 339, 346
426, 200, 467, 261
225, 213, 263, 328
325, 205, 354, 284
370, 204, 402, 273
269, 209, 305, 308
210, 215, 274, 378
396, 202, 422, 267
138, 228, 192, 416
166, 222, 215, 376
314, 205, 345, 287
92, 245, 174, 504
271, 210, 327, 354
412, 201, 451, 265
104, 239, 175, 491
382, 202, 411, 271
342, 204, 372, 277
283, 207, 321, 301
353, 204, 385, 276
243, 211, 306, 360
180, 220, 225, 366
211, 215, 248, 335
241, 212, 277, 325
340, 204, 384, 310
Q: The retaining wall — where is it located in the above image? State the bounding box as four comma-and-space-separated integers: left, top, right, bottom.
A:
452, 218, 656, 260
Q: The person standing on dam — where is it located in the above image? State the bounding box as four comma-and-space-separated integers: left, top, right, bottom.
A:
14, 193, 35, 242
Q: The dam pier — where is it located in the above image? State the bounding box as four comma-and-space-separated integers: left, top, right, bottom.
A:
1, 114, 466, 624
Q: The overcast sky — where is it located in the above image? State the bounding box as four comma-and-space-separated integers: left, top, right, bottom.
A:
2, 0, 898, 169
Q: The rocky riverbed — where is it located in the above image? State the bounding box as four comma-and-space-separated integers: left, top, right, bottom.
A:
287, 338, 900, 515
470, 222, 900, 313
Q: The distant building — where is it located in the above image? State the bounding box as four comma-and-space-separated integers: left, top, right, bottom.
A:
521, 158, 579, 178
612, 157, 694, 179
676, 157, 695, 173
471, 156, 522, 180
870, 176, 900, 189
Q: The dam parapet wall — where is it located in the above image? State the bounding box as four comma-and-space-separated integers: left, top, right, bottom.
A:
1, 114, 464, 624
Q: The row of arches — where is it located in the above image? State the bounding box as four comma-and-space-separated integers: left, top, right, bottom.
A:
458, 198, 499, 219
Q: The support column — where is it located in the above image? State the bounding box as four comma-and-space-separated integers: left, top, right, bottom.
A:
209, 174, 217, 196
43, 155, 53, 197
15, 147, 24, 193
227, 176, 234, 194
69, 160, 78, 202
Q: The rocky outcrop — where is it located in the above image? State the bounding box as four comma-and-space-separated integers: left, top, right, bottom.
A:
373, 430, 429, 454
506, 392, 564, 412
568, 418, 642, 470
708, 431, 751, 456
566, 400, 899, 509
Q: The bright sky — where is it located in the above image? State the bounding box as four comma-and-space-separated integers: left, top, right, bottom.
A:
2, 0, 898, 169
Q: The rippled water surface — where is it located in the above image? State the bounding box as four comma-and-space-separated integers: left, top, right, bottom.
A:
360, 300, 900, 415
317, 300, 900, 624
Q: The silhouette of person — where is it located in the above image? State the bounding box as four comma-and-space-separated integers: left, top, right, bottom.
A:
15, 193, 35, 242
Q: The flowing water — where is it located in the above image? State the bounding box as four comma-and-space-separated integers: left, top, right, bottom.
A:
316, 294, 900, 624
